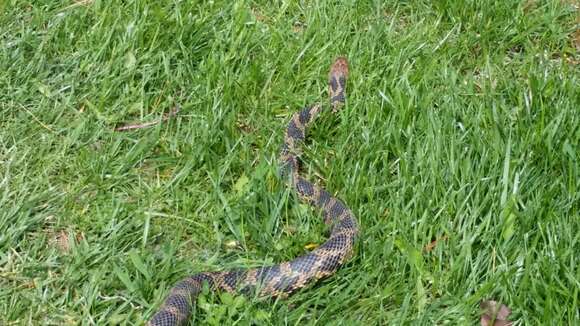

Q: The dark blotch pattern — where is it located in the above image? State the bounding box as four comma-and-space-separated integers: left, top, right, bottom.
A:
290, 253, 318, 274
280, 156, 299, 177
190, 273, 215, 285
222, 271, 245, 289
149, 310, 179, 326
338, 215, 356, 230
165, 293, 190, 309
256, 265, 280, 284
286, 119, 304, 141
329, 76, 339, 92
322, 233, 349, 250
329, 200, 347, 219
330, 93, 345, 104
338, 76, 346, 89
298, 108, 312, 125
296, 178, 314, 198
316, 189, 331, 208
317, 254, 342, 274
174, 279, 199, 293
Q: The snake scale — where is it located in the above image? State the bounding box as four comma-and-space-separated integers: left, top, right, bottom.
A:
148, 57, 358, 326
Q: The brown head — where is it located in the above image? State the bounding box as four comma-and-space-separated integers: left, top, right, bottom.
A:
328, 57, 349, 111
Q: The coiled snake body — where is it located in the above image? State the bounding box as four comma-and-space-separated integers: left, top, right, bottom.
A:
148, 57, 358, 325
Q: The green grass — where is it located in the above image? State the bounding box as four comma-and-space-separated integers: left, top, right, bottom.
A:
1, 0, 578, 324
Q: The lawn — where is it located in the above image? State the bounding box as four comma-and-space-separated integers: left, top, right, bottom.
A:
1, 0, 578, 325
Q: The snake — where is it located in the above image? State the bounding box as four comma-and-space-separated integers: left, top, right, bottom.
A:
147, 57, 358, 326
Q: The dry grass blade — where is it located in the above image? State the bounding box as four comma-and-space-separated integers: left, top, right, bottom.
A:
424, 235, 449, 252
480, 300, 513, 326
114, 106, 180, 132
50, 230, 84, 254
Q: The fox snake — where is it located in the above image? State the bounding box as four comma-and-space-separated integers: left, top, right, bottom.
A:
147, 57, 358, 325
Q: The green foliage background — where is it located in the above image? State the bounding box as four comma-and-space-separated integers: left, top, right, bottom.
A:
1, 0, 578, 324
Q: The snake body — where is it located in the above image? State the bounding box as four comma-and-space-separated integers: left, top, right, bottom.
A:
148, 57, 358, 326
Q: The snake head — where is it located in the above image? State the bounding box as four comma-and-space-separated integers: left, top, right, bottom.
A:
328, 57, 349, 112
